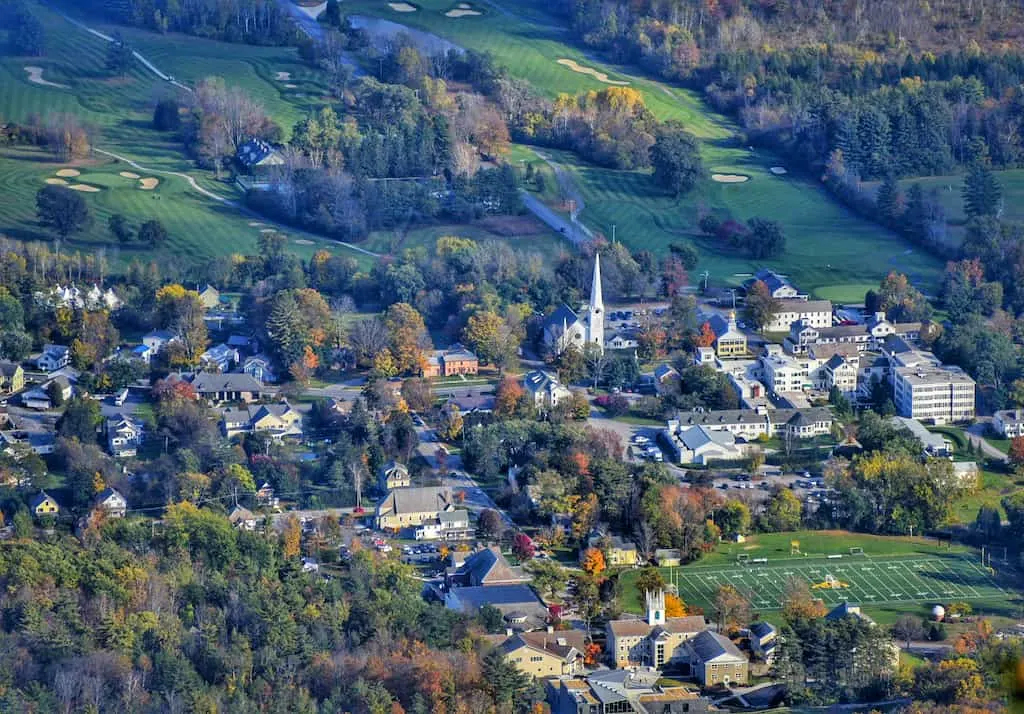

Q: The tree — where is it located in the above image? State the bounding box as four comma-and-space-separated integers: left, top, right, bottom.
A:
664, 593, 687, 617
9, 8, 45, 56
138, 219, 169, 247
962, 161, 1001, 218
282, 515, 302, 557
875, 173, 901, 224
635, 567, 666, 599
57, 397, 102, 441
743, 280, 780, 332
481, 648, 530, 707
1008, 436, 1024, 467
761, 489, 802, 532
892, 614, 925, 647
155, 285, 208, 365
153, 98, 181, 131
105, 33, 134, 76
527, 559, 566, 600
384, 303, 431, 375
583, 342, 609, 390
580, 547, 605, 576
463, 310, 521, 369
494, 377, 526, 417
400, 378, 433, 413
781, 577, 826, 622
478, 509, 504, 539
716, 500, 751, 538
36, 185, 91, 239
47, 380, 68, 408
650, 122, 703, 197
714, 584, 750, 633
108, 214, 133, 243
745, 218, 786, 259
438, 404, 464, 441
512, 532, 535, 560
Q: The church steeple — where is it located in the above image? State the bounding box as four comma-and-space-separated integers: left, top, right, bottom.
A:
587, 253, 604, 348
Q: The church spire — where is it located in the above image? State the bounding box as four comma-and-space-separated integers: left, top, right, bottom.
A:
590, 252, 603, 313
586, 253, 604, 349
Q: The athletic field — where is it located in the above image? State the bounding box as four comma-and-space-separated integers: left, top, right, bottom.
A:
666, 554, 1007, 611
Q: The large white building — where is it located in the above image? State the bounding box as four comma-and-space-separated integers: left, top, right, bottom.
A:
541, 254, 605, 354
893, 364, 975, 424
760, 351, 811, 394
765, 299, 833, 333
994, 410, 1024, 438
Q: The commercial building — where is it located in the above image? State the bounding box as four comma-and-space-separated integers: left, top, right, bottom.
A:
707, 312, 747, 358
547, 669, 716, 714
892, 361, 975, 424
375, 486, 455, 530
422, 343, 480, 378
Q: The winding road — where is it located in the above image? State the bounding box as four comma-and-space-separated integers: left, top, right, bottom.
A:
521, 149, 594, 244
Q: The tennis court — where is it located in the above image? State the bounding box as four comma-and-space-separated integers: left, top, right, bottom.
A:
669, 554, 1007, 611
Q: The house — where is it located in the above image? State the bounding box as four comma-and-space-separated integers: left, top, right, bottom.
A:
707, 312, 747, 358
142, 330, 177, 353
242, 354, 277, 385
661, 424, 742, 465
0, 430, 55, 456
35, 344, 70, 372
221, 402, 302, 438
236, 137, 284, 169
745, 268, 801, 299
301, 557, 320, 573
379, 460, 411, 491
605, 591, 708, 668
748, 621, 778, 663
585, 532, 639, 567
376, 486, 454, 530
822, 353, 860, 398
29, 490, 60, 518
653, 364, 680, 396
449, 545, 530, 587
228, 505, 258, 531
191, 372, 263, 403
547, 669, 716, 714
128, 344, 154, 364
654, 548, 682, 567
199, 343, 238, 372
197, 285, 220, 309
422, 343, 480, 378
764, 299, 832, 333
22, 376, 71, 410
444, 583, 548, 630
0, 361, 24, 395
414, 509, 472, 541
606, 330, 639, 350
93, 487, 127, 518
497, 628, 586, 679
523, 370, 572, 411
683, 630, 749, 686
106, 415, 145, 457
256, 482, 276, 506
663, 407, 833, 447
825, 602, 875, 626
993, 409, 1024, 438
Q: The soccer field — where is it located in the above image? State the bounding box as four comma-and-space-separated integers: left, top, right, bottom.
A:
668, 555, 1007, 612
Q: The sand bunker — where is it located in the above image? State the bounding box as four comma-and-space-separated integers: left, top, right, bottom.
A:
44, 178, 68, 185
711, 173, 749, 183
388, 2, 417, 11
446, 7, 481, 16
119, 171, 141, 179
56, 168, 80, 178
769, 166, 787, 175
68, 184, 101, 192
24, 66, 68, 89
138, 178, 159, 190
275, 71, 292, 81
259, 228, 276, 233
294, 239, 314, 245
284, 83, 297, 88
556, 59, 629, 86
248, 221, 264, 227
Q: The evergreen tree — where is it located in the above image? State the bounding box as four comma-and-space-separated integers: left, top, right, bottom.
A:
875, 174, 900, 225
963, 161, 1001, 218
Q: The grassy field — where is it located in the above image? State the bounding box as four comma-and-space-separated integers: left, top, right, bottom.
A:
341, 0, 944, 295
360, 218, 567, 258
618, 530, 1001, 617
0, 147, 365, 267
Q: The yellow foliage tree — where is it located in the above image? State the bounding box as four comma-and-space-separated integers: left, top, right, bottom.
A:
282, 515, 302, 558
580, 547, 605, 576
664, 593, 687, 617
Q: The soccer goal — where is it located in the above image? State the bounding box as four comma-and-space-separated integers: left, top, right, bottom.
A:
737, 553, 750, 565
849, 547, 865, 556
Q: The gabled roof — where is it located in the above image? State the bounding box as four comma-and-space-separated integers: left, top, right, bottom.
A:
542, 304, 580, 331
236, 137, 282, 167
190, 371, 262, 394
750, 621, 776, 639
228, 505, 256, 523
825, 601, 875, 624
379, 486, 452, 516
457, 546, 527, 585
607, 615, 706, 638
29, 491, 57, 510
0, 361, 21, 378
679, 425, 737, 450
499, 629, 585, 661
448, 583, 542, 610
95, 487, 126, 505
687, 630, 746, 662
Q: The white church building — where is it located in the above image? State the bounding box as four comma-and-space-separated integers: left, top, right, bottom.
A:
541, 254, 605, 355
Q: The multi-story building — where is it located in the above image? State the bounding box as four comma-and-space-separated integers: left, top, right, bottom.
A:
683, 631, 749, 686
760, 351, 810, 394
375, 486, 454, 530
822, 354, 859, 398
547, 669, 716, 714
422, 343, 480, 378
893, 364, 975, 424
707, 311, 747, 358
605, 591, 708, 668
764, 299, 832, 333
497, 629, 586, 679
523, 370, 572, 411
106, 415, 145, 457
744, 268, 801, 299
993, 409, 1024, 438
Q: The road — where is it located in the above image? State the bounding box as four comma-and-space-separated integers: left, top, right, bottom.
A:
519, 192, 593, 245
966, 421, 1009, 463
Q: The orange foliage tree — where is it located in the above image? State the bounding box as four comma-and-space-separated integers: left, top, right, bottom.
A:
580, 547, 606, 576
665, 593, 687, 617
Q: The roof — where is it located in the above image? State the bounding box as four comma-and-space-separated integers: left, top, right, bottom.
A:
825, 602, 875, 625
0, 361, 21, 378
96, 487, 125, 505
228, 505, 256, 523
542, 304, 580, 331
441, 343, 477, 361
523, 370, 563, 393
380, 459, 408, 476
607, 615, 706, 638
996, 409, 1024, 425
653, 364, 679, 382
499, 629, 586, 661
687, 630, 746, 662
776, 298, 832, 314
679, 424, 737, 450
825, 353, 851, 370
753, 268, 794, 294
749, 621, 776, 639
380, 486, 452, 515
808, 343, 860, 360
144, 329, 175, 341
457, 546, 527, 585
42, 343, 69, 355
227, 335, 254, 347
448, 583, 542, 610
29, 491, 56, 510
190, 371, 262, 394
236, 137, 282, 167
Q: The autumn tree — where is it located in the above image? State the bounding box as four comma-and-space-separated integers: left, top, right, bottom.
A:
156, 285, 209, 366
384, 302, 432, 375
743, 280, 780, 332
714, 584, 750, 633
494, 377, 526, 417
580, 547, 606, 576
664, 593, 687, 617
282, 515, 302, 558
781, 577, 826, 622
512, 532, 535, 560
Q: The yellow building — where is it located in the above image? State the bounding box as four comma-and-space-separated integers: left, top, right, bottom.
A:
375, 486, 453, 530
497, 629, 585, 679
0, 361, 23, 395
684, 631, 749, 686
30, 491, 60, 518
606, 591, 708, 668
710, 312, 747, 358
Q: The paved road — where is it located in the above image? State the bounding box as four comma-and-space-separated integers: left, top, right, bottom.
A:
967, 421, 1009, 463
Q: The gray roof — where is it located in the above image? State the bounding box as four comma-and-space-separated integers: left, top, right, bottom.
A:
688, 630, 746, 662
380, 486, 452, 515
0, 361, 20, 378
776, 298, 832, 314
679, 425, 736, 450
456, 546, 526, 585
449, 583, 542, 610
825, 601, 875, 624
542, 304, 580, 331
190, 371, 262, 394
749, 621, 776, 638
750, 268, 793, 294
440, 343, 477, 361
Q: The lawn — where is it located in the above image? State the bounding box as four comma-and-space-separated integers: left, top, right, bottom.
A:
0, 148, 365, 268
340, 0, 944, 295
949, 469, 1019, 526
360, 219, 567, 258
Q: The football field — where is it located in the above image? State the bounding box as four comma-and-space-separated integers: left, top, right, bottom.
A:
668, 555, 1007, 611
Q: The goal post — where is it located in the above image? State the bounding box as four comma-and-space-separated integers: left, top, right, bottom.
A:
790, 540, 800, 555
850, 547, 865, 556
737, 553, 750, 564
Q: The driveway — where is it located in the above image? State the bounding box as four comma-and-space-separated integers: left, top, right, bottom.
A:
966, 422, 1008, 463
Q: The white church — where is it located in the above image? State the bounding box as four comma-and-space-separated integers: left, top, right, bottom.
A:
541, 253, 605, 355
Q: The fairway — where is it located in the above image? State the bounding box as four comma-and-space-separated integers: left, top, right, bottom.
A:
342, 0, 944, 294
667, 555, 1007, 612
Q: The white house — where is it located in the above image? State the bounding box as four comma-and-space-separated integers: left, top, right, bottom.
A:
993, 409, 1024, 439
143, 330, 178, 354
199, 343, 239, 372
106, 415, 145, 457
522, 370, 572, 411
35, 344, 69, 372
93, 487, 127, 518
765, 299, 832, 333
243, 354, 277, 384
